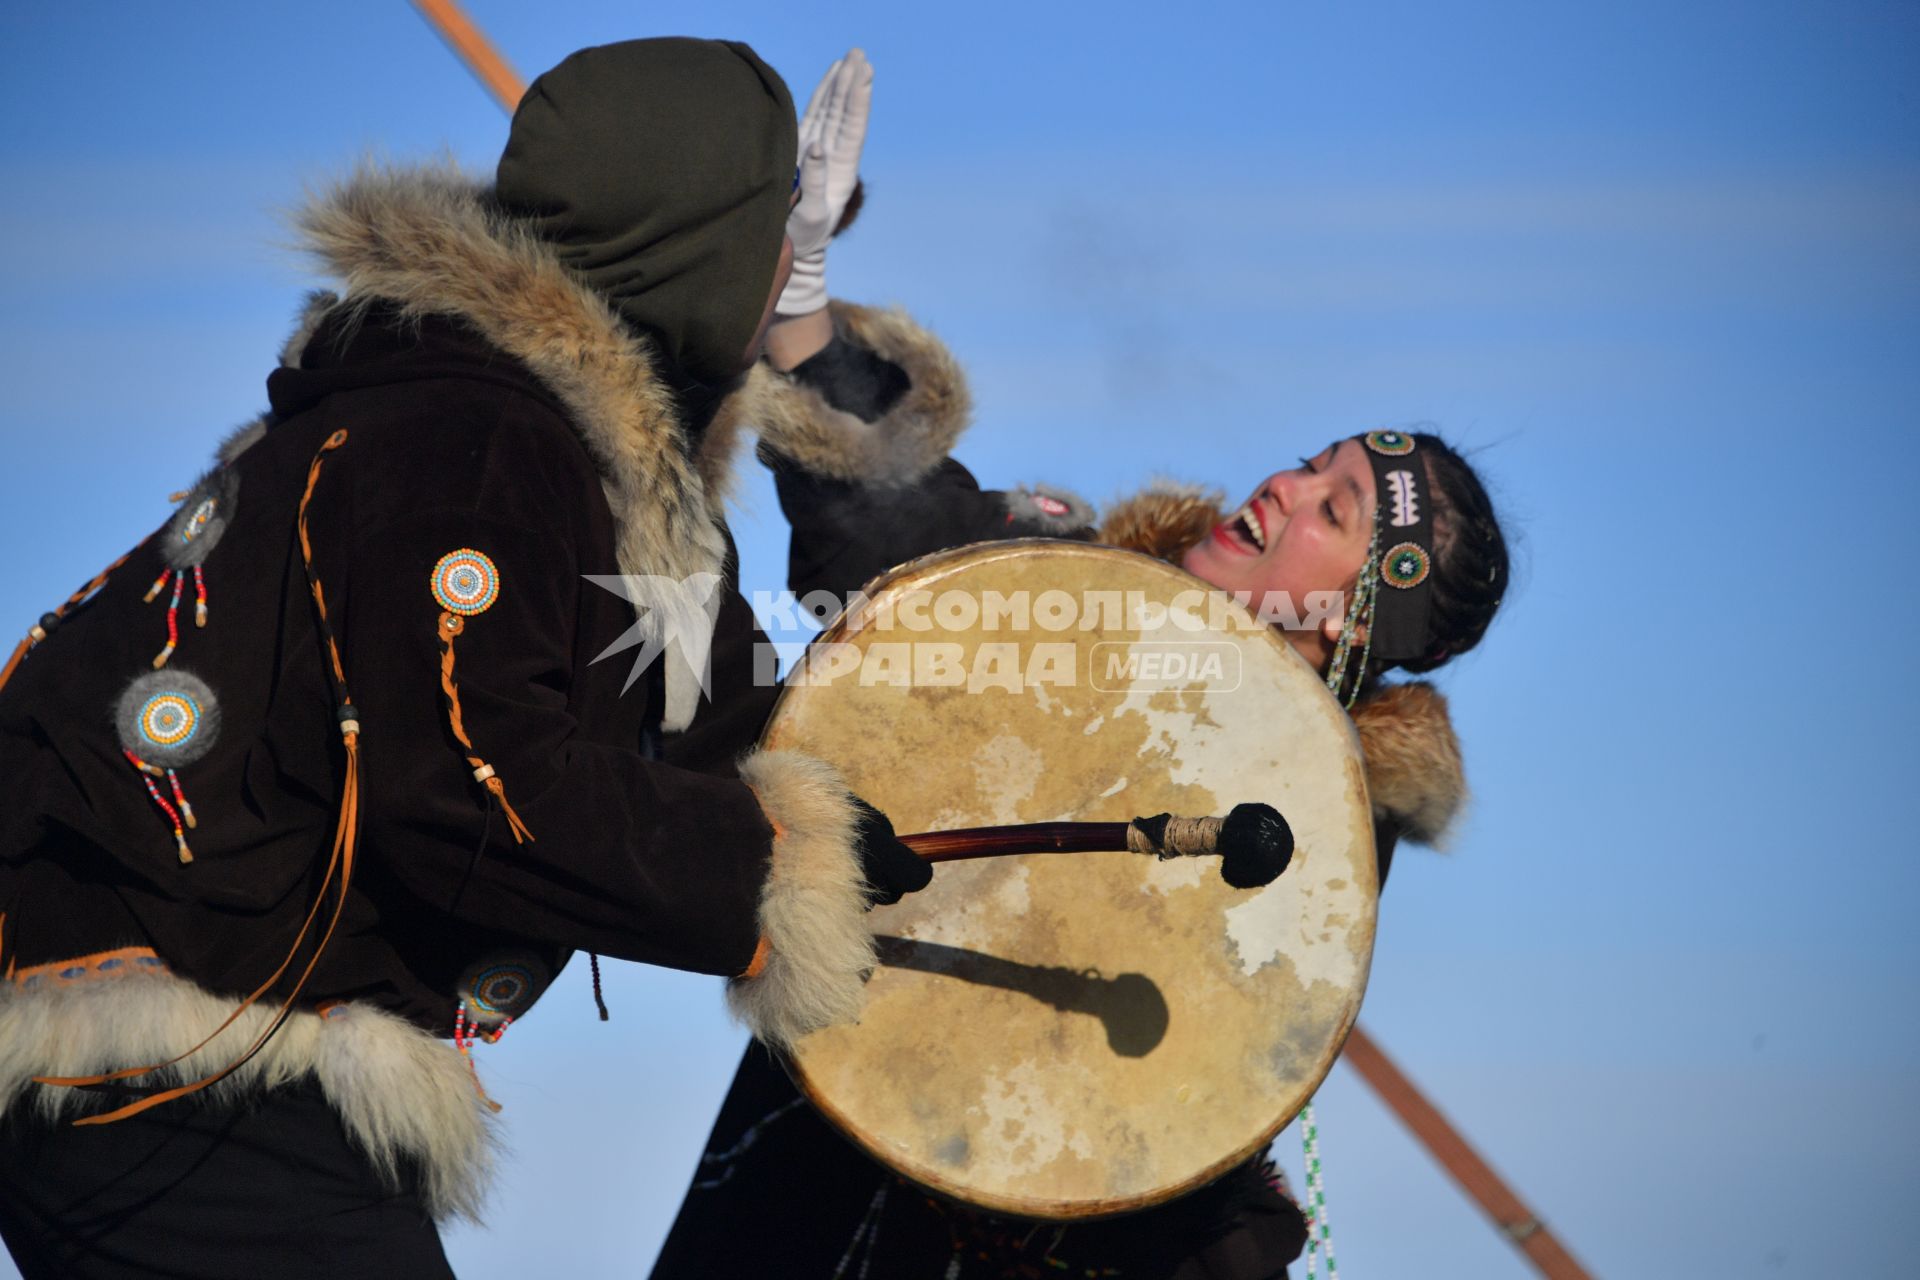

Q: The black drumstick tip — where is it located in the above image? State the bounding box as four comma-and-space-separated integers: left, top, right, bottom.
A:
1218, 803, 1294, 888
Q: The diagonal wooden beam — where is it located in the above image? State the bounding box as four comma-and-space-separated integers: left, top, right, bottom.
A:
409, 0, 524, 112
1342, 1024, 1597, 1279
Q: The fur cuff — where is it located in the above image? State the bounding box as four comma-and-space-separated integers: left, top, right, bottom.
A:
0, 968, 497, 1223
728, 750, 875, 1049
1003, 484, 1097, 535
751, 301, 972, 486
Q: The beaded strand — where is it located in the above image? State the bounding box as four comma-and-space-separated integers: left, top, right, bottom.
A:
830, 1182, 890, 1280
1325, 518, 1383, 710
153, 569, 187, 669
451, 1004, 509, 1113
125, 750, 193, 864
1300, 1101, 1339, 1280
692, 1097, 808, 1190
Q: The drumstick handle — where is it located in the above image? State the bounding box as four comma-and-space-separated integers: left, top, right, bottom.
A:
897, 806, 1292, 889
898, 822, 1130, 864
1124, 814, 1228, 858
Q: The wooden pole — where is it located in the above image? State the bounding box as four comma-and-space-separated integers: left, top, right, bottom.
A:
1341, 1024, 1596, 1279
409, 0, 525, 112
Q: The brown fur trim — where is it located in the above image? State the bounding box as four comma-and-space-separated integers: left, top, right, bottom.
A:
1098, 482, 1227, 564
696, 363, 776, 507
727, 750, 874, 1048
1350, 682, 1466, 846
0, 970, 498, 1223
1101, 483, 1467, 846
750, 300, 972, 486
291, 163, 732, 729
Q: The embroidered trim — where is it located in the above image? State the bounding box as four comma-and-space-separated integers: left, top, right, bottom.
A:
12, 947, 170, 990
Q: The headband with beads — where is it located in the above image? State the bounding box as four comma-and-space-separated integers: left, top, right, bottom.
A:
1355, 430, 1436, 664
1323, 430, 1438, 708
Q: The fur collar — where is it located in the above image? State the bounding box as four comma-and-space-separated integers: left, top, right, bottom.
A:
286, 163, 773, 728
1101, 484, 1467, 846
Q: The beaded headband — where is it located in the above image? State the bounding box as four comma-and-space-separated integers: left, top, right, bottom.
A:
1323, 429, 1438, 707
1356, 430, 1436, 664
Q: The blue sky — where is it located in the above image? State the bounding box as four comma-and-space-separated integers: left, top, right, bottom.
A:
3, 2, 1916, 1276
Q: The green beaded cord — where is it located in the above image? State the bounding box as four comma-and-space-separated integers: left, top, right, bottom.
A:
1300, 1101, 1339, 1279
1325, 516, 1383, 710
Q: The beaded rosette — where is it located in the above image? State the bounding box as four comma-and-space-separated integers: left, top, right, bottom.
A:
450, 951, 552, 1111
429, 547, 532, 845
114, 669, 222, 863
144, 468, 238, 669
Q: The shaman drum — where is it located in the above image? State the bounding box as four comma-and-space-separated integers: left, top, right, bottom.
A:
759, 541, 1377, 1220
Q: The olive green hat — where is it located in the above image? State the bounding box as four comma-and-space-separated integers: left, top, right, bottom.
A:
497, 37, 796, 386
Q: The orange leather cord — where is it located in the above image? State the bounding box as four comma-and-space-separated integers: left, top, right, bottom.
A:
740, 935, 772, 980
435, 611, 532, 844
736, 803, 784, 979
0, 637, 30, 692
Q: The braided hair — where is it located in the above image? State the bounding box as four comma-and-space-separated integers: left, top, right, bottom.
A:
1374, 432, 1509, 679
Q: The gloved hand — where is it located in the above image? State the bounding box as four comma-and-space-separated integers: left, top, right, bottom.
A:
778, 48, 873, 318
850, 794, 931, 907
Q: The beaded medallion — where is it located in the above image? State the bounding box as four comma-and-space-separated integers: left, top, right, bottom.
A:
1363, 429, 1414, 457
114, 670, 221, 863
455, 951, 551, 1030
431, 549, 501, 617
428, 547, 532, 844
450, 951, 549, 1113
116, 670, 220, 768
1382, 542, 1431, 589
145, 469, 239, 668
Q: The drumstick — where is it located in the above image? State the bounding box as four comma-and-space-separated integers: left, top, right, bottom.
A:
898, 802, 1293, 889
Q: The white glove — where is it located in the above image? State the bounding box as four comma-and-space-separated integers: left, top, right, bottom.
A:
778, 48, 873, 317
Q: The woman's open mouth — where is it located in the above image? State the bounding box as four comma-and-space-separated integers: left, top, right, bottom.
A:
1211, 501, 1268, 555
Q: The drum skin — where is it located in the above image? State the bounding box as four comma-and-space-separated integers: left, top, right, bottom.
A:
761, 541, 1377, 1220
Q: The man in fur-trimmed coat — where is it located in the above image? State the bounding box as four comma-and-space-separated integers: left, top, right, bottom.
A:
0, 39, 939, 1279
